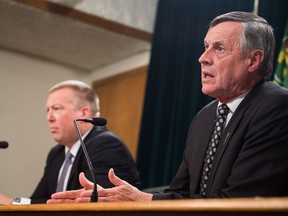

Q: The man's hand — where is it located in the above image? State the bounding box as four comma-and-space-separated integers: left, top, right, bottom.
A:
0, 194, 13, 205
96, 168, 153, 202
47, 168, 153, 204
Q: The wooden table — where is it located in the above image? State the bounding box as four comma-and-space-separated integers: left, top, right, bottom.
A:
1, 197, 288, 216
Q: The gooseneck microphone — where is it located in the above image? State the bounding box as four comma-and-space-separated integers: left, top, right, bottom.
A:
73, 117, 107, 202
77, 117, 107, 126
0, 141, 9, 149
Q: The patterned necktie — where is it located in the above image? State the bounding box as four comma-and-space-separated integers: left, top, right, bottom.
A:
199, 104, 229, 196
56, 151, 73, 192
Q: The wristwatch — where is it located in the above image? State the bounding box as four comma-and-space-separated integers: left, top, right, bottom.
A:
12, 197, 21, 205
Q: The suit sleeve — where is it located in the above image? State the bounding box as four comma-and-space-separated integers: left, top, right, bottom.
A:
30, 146, 62, 204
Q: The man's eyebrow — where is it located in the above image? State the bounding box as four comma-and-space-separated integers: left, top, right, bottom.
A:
214, 41, 224, 46
203, 40, 225, 46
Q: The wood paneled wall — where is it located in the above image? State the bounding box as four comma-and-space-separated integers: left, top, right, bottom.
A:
92, 66, 148, 159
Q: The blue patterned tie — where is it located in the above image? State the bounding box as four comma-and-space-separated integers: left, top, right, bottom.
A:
56, 151, 73, 192
199, 104, 229, 196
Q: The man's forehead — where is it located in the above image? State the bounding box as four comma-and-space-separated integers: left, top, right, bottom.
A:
47, 90, 74, 104
204, 22, 242, 43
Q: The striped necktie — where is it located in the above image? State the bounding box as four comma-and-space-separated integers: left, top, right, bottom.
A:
199, 104, 229, 196
56, 151, 73, 192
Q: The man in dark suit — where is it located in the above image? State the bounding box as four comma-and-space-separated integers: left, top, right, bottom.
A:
0, 80, 141, 204
47, 11, 288, 203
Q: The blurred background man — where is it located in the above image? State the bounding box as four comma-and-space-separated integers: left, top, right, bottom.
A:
0, 80, 141, 204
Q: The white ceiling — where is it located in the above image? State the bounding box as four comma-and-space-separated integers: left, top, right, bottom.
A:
0, 0, 158, 71
48, 0, 157, 33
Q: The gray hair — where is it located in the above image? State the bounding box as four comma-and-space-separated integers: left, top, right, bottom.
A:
210, 11, 275, 78
49, 80, 100, 117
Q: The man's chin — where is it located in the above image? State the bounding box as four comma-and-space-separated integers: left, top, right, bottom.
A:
52, 137, 63, 144
202, 87, 216, 98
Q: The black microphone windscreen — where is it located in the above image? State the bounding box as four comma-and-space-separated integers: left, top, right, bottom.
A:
91, 117, 107, 126
0, 141, 9, 149
76, 117, 107, 126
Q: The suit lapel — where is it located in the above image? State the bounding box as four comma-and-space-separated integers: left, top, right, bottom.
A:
198, 105, 218, 162
188, 101, 218, 193
51, 147, 65, 192
207, 80, 265, 192
66, 126, 107, 189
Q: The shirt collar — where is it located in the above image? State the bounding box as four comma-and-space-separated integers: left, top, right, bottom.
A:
218, 90, 250, 114
65, 128, 92, 157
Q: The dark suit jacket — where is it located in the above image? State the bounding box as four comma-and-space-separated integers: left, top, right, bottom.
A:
153, 80, 288, 199
31, 126, 142, 204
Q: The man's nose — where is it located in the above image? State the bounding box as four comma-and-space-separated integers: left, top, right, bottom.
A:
46, 110, 54, 121
198, 49, 212, 65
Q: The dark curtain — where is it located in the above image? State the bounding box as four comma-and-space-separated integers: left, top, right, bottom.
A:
137, 0, 288, 189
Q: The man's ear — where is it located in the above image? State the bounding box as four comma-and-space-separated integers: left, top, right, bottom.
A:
247, 49, 264, 72
80, 106, 91, 118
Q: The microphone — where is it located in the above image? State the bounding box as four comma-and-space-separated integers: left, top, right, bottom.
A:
76, 117, 107, 126
0, 141, 9, 149
73, 117, 107, 202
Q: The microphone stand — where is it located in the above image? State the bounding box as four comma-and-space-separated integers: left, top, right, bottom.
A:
73, 119, 98, 202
